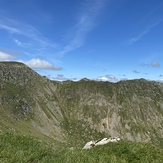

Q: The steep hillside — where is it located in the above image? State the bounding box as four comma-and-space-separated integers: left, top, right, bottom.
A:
56, 78, 163, 148
0, 62, 106, 147
0, 62, 64, 143
0, 62, 163, 149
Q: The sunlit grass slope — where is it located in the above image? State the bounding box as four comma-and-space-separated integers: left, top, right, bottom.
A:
0, 133, 163, 163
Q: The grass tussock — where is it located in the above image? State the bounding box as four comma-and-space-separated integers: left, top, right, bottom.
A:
0, 133, 55, 163
57, 142, 163, 163
0, 133, 163, 163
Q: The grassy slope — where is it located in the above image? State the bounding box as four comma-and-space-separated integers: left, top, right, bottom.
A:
1, 62, 163, 151
0, 133, 163, 163
0, 133, 55, 163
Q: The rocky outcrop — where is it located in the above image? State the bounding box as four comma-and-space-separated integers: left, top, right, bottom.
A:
83, 137, 121, 149
0, 62, 43, 86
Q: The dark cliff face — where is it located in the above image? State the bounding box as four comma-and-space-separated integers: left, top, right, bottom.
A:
0, 62, 163, 148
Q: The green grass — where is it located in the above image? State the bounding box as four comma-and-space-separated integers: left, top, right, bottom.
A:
0, 133, 163, 163
57, 142, 163, 163
61, 120, 107, 148
0, 133, 55, 163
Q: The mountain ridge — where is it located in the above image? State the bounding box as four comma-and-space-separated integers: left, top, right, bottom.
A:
0, 61, 163, 149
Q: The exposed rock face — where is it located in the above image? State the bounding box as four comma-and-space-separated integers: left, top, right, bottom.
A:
0, 62, 42, 86
0, 62, 163, 148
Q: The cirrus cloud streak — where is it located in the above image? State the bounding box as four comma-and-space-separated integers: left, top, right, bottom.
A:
60, 0, 109, 55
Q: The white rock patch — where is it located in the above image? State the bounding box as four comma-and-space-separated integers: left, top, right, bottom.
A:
83, 137, 120, 149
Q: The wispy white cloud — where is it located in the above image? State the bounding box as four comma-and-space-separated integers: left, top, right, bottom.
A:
129, 20, 163, 44
20, 58, 62, 70
0, 49, 62, 71
0, 16, 58, 50
129, 29, 149, 44
60, 0, 109, 55
133, 70, 140, 74
97, 75, 119, 82
139, 63, 150, 67
140, 60, 160, 68
151, 61, 160, 67
0, 51, 15, 61
51, 74, 68, 81
48, 74, 78, 81
159, 79, 163, 82
14, 39, 22, 46
0, 24, 21, 33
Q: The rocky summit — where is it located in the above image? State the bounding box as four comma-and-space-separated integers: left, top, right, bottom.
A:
0, 62, 163, 149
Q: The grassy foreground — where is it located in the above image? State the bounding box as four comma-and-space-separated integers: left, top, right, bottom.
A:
0, 133, 163, 163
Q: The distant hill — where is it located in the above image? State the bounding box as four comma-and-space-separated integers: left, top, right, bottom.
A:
0, 61, 163, 149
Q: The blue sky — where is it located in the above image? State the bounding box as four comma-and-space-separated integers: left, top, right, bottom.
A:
0, 0, 163, 82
